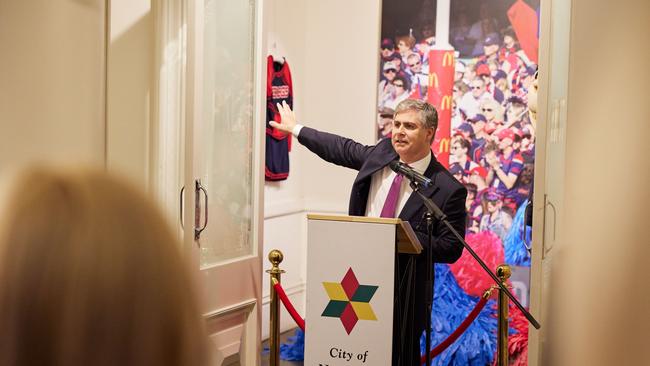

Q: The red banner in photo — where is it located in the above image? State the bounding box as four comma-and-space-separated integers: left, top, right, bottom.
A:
427, 49, 455, 168
508, 0, 539, 64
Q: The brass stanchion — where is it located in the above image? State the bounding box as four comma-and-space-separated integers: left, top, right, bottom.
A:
266, 250, 285, 366
496, 264, 512, 366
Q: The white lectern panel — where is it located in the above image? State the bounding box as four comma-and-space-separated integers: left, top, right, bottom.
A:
305, 219, 395, 366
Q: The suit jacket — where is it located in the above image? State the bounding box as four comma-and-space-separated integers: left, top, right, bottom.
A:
298, 127, 467, 365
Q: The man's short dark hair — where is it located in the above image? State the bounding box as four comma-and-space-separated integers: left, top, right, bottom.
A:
394, 99, 439, 132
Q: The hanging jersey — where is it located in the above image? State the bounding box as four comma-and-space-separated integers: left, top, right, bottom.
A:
265, 55, 293, 181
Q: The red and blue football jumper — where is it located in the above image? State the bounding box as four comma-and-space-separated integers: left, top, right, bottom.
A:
265, 55, 293, 181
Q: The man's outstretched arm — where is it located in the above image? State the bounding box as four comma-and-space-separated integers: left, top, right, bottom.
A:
270, 101, 376, 171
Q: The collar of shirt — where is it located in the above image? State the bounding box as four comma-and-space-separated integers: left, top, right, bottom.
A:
365, 151, 432, 218
403, 152, 431, 175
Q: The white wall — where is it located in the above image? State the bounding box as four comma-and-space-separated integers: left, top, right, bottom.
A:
262, 0, 382, 339
546, 0, 650, 364
106, 0, 154, 187
0, 0, 106, 172
0, 0, 152, 182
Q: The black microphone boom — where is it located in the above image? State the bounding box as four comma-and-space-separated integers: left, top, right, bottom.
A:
389, 160, 433, 188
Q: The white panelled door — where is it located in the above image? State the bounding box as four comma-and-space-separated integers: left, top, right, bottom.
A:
183, 0, 264, 364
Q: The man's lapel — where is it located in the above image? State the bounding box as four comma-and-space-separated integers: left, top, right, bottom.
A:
354, 142, 398, 185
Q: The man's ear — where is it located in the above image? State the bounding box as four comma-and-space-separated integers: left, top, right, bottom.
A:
428, 128, 436, 143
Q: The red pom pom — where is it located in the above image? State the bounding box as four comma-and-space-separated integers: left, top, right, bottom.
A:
449, 231, 505, 297
508, 304, 529, 365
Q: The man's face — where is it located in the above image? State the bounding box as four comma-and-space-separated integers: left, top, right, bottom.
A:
468, 172, 485, 186
408, 58, 422, 74
381, 47, 394, 58
499, 136, 513, 150
416, 42, 430, 56
506, 104, 525, 123
471, 120, 485, 134
450, 142, 466, 158
485, 149, 497, 162
392, 58, 402, 70
495, 78, 508, 91
487, 199, 501, 213
504, 35, 515, 48
383, 68, 397, 81
391, 110, 434, 163
481, 104, 496, 122
392, 79, 406, 96
464, 69, 475, 81
471, 80, 485, 98
483, 44, 499, 57
453, 85, 462, 99
397, 40, 409, 54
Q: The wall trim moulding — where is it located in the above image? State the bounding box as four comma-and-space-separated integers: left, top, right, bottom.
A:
302, 199, 347, 215
264, 197, 305, 219
264, 197, 348, 220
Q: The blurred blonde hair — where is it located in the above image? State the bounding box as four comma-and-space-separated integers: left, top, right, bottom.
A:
0, 167, 209, 366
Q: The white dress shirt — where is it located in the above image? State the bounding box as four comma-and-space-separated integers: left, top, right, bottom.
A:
365, 153, 431, 218
291, 124, 304, 137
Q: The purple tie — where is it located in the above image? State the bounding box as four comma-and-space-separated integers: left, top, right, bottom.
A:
380, 174, 404, 218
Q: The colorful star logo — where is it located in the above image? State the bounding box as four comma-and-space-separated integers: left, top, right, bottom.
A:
321, 267, 378, 334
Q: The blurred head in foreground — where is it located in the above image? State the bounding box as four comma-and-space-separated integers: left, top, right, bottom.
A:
0, 167, 208, 366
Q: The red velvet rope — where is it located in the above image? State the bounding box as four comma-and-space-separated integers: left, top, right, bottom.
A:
273, 281, 306, 331
420, 294, 489, 364
272, 280, 489, 361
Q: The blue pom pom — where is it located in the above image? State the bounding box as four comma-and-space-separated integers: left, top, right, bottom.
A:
420, 264, 498, 366
504, 199, 532, 266
279, 328, 305, 361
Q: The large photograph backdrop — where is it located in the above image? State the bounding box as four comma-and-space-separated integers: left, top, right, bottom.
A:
378, 0, 540, 364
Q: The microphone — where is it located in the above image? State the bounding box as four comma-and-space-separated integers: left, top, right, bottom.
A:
389, 160, 433, 188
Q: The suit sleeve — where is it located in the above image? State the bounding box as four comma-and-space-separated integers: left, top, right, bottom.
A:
414, 186, 467, 264
297, 126, 376, 171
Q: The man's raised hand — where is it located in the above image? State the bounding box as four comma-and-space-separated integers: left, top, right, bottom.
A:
269, 100, 297, 134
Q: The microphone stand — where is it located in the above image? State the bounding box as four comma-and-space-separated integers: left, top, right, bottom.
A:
423, 209, 434, 366
409, 181, 541, 366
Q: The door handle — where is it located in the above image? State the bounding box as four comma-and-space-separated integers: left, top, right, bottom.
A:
194, 179, 208, 241
542, 194, 557, 259
522, 200, 533, 252
180, 186, 185, 229
179, 180, 209, 242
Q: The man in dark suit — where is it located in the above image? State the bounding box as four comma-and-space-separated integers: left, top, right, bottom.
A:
271, 99, 467, 366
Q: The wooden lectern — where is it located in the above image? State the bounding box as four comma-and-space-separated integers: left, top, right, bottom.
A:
304, 214, 422, 366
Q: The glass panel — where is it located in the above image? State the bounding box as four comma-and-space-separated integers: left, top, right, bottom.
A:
199, 0, 255, 266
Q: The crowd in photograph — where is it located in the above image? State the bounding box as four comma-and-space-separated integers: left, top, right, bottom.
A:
377, 23, 538, 243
